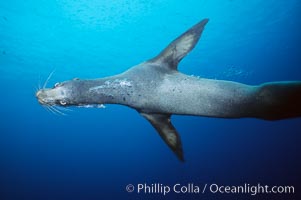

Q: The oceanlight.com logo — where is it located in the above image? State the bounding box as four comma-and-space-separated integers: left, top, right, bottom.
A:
125, 183, 295, 196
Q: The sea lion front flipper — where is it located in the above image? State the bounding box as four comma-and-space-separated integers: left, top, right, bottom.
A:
149, 18, 209, 71
140, 113, 184, 161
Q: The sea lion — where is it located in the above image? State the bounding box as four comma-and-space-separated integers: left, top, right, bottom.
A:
36, 19, 301, 161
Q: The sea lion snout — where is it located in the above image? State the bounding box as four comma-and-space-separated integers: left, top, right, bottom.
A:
36, 89, 52, 105
35, 90, 42, 99
36, 84, 73, 106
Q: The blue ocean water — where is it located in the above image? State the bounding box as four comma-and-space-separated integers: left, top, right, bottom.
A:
0, 0, 300, 199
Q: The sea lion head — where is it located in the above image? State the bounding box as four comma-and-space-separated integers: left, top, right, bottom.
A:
36, 80, 74, 107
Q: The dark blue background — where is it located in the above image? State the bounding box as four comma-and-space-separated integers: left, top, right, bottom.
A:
0, 0, 300, 199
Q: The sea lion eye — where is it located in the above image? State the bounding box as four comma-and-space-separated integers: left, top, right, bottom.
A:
54, 82, 60, 88
60, 100, 67, 105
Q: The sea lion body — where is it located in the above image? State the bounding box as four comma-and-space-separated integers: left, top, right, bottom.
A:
36, 19, 301, 161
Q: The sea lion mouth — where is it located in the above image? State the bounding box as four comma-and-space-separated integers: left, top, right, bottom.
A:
37, 97, 49, 105
37, 98, 46, 105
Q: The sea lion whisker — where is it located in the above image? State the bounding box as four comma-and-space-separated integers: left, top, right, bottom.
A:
43, 69, 56, 89
34, 86, 39, 94
38, 74, 42, 90
51, 106, 67, 116
55, 106, 73, 112
44, 105, 55, 115
48, 106, 61, 116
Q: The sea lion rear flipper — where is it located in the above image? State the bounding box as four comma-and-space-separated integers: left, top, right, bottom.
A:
149, 18, 209, 71
140, 113, 184, 161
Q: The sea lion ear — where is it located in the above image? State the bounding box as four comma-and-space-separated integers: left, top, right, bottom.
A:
149, 19, 209, 71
